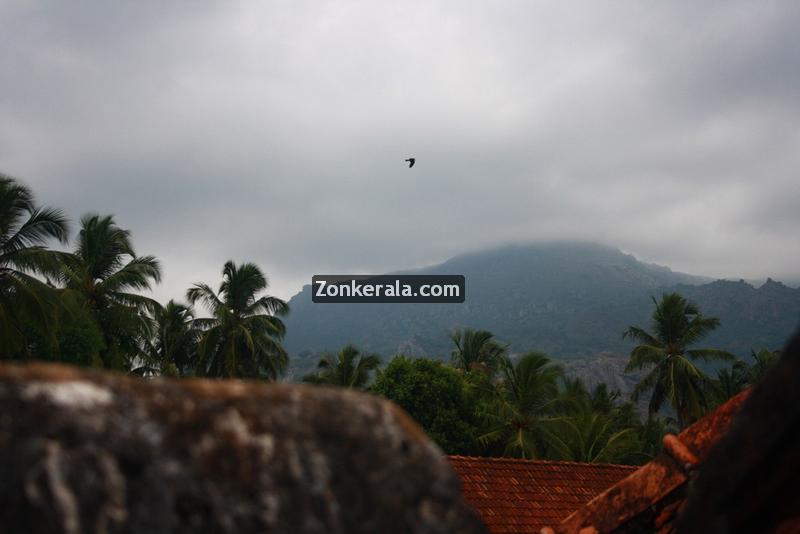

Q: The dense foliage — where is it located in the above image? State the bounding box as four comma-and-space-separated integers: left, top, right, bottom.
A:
188, 261, 289, 379
0, 174, 784, 464
59, 214, 162, 370
0, 174, 289, 378
369, 347, 670, 463
0, 174, 68, 359
624, 293, 734, 428
302, 344, 381, 388
372, 356, 480, 455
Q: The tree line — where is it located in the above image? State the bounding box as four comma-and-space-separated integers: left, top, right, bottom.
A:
1, 173, 779, 464
303, 302, 777, 463
0, 173, 288, 378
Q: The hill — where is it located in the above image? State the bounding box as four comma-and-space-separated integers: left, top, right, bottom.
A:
283, 242, 800, 374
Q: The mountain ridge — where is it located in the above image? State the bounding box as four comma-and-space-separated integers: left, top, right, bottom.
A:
284, 242, 800, 373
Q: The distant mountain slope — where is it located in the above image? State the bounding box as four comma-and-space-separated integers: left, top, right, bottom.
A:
668, 278, 800, 356
284, 242, 800, 372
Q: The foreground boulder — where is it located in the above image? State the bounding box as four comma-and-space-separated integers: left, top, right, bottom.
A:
0, 363, 486, 534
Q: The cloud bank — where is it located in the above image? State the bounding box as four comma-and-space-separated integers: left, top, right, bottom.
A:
1, 1, 798, 300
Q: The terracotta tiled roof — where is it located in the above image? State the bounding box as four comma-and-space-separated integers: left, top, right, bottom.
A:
549, 390, 750, 533
549, 329, 800, 533
448, 455, 637, 534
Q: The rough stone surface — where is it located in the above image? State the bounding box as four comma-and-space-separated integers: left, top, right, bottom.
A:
0, 363, 487, 534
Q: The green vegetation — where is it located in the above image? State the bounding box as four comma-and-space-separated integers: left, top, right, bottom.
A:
302, 344, 381, 388
188, 261, 289, 379
0, 174, 787, 464
624, 293, 734, 428
135, 300, 198, 377
367, 296, 775, 462
0, 173, 288, 379
709, 348, 779, 407
0, 174, 69, 359
59, 214, 162, 370
372, 345, 668, 464
477, 352, 562, 458
450, 328, 507, 374
372, 356, 479, 454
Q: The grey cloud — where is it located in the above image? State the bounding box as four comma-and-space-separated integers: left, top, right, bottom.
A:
1, 0, 799, 302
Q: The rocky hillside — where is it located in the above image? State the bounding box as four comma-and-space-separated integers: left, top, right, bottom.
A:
284, 242, 800, 375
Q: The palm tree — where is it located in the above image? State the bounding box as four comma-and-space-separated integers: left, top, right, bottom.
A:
303, 344, 381, 389
58, 214, 161, 369
546, 408, 641, 464
450, 328, 507, 374
735, 348, 779, 386
710, 367, 746, 406
478, 352, 562, 458
188, 261, 289, 379
549, 379, 643, 464
0, 174, 69, 358
711, 347, 779, 406
624, 293, 733, 428
637, 415, 676, 461
135, 300, 198, 376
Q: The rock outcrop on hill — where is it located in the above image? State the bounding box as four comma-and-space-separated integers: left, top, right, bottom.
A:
0, 363, 486, 534
283, 242, 800, 369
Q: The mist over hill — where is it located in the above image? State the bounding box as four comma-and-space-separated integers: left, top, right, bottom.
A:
284, 242, 800, 373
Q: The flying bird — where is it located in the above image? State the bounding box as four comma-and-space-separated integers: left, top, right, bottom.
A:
405, 158, 415, 168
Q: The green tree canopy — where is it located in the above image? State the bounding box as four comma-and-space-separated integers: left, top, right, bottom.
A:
450, 328, 507, 374
478, 352, 563, 459
0, 173, 69, 358
52, 290, 105, 366
135, 300, 198, 377
547, 378, 646, 464
546, 409, 641, 464
736, 348, 779, 386
58, 214, 161, 369
303, 344, 380, 389
188, 261, 289, 379
372, 356, 478, 454
624, 292, 733, 428
711, 347, 780, 406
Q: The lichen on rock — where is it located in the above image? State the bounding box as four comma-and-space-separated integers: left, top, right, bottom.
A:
0, 363, 486, 534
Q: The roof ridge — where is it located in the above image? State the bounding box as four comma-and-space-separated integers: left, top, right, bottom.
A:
447, 455, 638, 469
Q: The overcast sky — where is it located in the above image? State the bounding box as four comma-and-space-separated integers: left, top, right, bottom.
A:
2, 1, 799, 301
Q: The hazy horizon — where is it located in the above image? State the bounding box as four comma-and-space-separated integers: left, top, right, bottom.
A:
2, 1, 799, 302
285, 240, 799, 300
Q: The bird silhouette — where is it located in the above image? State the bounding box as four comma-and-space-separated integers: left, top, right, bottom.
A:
405, 158, 415, 168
